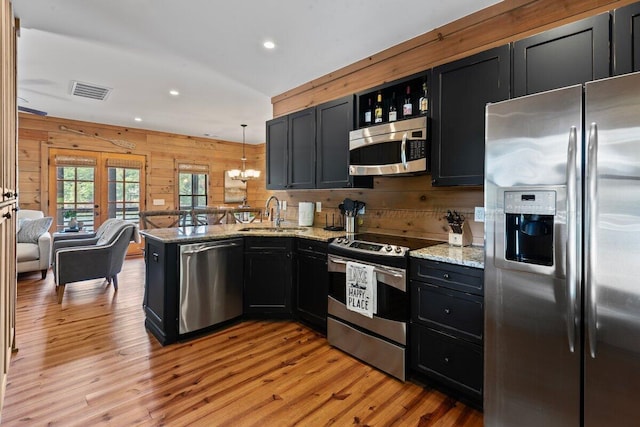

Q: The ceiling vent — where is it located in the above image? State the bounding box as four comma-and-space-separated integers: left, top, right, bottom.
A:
70, 81, 112, 101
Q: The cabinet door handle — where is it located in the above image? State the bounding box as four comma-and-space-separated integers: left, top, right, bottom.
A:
2, 212, 11, 219
444, 308, 451, 315
443, 273, 450, 280
444, 357, 450, 364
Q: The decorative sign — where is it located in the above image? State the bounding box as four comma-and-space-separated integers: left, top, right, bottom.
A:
224, 170, 247, 203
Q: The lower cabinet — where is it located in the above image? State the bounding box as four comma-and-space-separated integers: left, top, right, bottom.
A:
409, 258, 484, 405
294, 239, 328, 332
143, 238, 179, 345
244, 237, 293, 316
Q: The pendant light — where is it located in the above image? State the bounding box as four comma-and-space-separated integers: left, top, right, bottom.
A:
228, 124, 261, 182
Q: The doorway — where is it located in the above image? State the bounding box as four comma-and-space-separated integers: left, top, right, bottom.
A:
48, 149, 146, 256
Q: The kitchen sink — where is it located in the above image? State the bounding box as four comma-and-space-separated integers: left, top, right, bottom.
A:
238, 226, 308, 233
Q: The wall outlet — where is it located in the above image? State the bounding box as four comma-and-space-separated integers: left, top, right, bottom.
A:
474, 206, 485, 222
152, 199, 165, 206
280, 200, 287, 210
357, 205, 365, 215
316, 202, 321, 212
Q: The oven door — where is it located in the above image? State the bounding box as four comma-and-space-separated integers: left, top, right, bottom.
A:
327, 253, 407, 345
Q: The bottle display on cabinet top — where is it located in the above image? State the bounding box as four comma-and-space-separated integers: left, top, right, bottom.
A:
364, 97, 373, 125
356, 72, 430, 129
374, 91, 383, 123
388, 92, 398, 122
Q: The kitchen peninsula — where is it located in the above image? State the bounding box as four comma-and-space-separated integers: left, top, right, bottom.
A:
140, 223, 483, 342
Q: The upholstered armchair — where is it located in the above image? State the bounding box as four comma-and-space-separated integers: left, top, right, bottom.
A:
17, 209, 53, 279
52, 219, 138, 303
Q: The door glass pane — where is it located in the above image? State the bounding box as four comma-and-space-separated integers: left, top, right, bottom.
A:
55, 166, 96, 232
178, 172, 208, 225
108, 166, 141, 222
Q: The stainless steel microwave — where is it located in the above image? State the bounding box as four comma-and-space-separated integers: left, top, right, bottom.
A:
348, 116, 428, 176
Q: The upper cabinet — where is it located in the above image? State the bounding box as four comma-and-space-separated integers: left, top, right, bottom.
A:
266, 96, 372, 190
266, 109, 315, 190
265, 116, 288, 189
431, 45, 510, 187
316, 96, 355, 189
513, 14, 610, 97
288, 108, 316, 189
613, 2, 640, 75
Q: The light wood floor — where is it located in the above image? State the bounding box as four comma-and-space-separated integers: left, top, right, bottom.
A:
3, 258, 483, 426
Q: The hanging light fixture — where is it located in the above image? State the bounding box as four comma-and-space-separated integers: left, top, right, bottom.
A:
228, 124, 261, 182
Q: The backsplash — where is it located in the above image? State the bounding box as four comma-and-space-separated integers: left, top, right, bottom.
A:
269, 174, 484, 245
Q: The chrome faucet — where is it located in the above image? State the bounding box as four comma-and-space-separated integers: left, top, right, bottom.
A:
265, 196, 283, 227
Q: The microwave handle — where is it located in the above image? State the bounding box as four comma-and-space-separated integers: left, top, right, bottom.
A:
401, 132, 408, 170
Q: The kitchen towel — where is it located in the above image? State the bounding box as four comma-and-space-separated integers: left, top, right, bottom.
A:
345, 261, 377, 318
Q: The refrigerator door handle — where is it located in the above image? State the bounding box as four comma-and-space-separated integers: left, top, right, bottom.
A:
587, 122, 599, 358
566, 126, 578, 353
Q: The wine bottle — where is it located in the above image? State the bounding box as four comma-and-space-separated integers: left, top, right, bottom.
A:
364, 98, 372, 124
403, 85, 413, 117
419, 82, 429, 114
388, 92, 397, 122
374, 92, 383, 123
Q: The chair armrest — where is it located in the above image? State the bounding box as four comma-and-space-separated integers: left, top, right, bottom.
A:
37, 232, 52, 268
53, 237, 100, 253
53, 231, 97, 242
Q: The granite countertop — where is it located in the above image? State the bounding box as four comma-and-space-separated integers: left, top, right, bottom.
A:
139, 222, 346, 243
410, 243, 485, 269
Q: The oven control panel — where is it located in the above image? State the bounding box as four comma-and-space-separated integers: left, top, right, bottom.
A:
331, 237, 408, 257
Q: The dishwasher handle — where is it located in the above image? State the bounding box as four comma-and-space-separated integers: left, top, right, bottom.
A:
182, 241, 240, 256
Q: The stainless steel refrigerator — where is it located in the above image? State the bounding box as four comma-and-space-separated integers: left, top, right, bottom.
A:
484, 71, 640, 427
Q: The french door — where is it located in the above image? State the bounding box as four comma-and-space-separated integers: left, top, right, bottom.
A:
48, 149, 145, 256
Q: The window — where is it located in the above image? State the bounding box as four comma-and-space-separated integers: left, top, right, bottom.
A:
107, 158, 142, 222
177, 163, 209, 225
178, 172, 207, 209
53, 155, 97, 232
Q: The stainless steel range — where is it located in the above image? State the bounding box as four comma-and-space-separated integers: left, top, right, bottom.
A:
327, 233, 441, 381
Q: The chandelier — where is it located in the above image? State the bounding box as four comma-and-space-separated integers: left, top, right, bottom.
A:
228, 124, 261, 182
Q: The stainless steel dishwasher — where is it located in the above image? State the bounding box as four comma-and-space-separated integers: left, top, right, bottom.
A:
178, 238, 243, 335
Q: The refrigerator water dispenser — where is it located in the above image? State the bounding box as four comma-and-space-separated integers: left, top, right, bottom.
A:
504, 191, 556, 266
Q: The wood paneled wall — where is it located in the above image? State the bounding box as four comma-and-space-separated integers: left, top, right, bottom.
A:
269, 0, 638, 245
17, 114, 269, 227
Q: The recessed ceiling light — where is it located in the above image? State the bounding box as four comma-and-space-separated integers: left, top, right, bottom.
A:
134, 117, 142, 122
263, 41, 275, 49
169, 89, 179, 96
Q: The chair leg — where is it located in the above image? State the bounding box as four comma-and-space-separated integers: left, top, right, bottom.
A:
41, 269, 47, 280
56, 284, 65, 304
112, 275, 118, 291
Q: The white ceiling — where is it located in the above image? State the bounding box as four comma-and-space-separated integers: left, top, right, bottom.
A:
12, 0, 501, 144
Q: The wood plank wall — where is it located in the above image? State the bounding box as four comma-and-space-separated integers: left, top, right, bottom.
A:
17, 114, 269, 228
16, 0, 638, 244
269, 0, 638, 245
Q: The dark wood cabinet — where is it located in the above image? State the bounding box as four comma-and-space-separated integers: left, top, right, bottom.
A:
513, 13, 610, 97
316, 96, 363, 189
143, 238, 179, 345
244, 237, 293, 316
266, 116, 288, 190
613, 2, 640, 75
266, 96, 371, 190
431, 45, 510, 186
294, 239, 328, 332
409, 258, 484, 405
288, 108, 316, 189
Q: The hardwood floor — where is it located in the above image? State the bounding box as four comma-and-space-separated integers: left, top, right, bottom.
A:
2, 258, 483, 426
